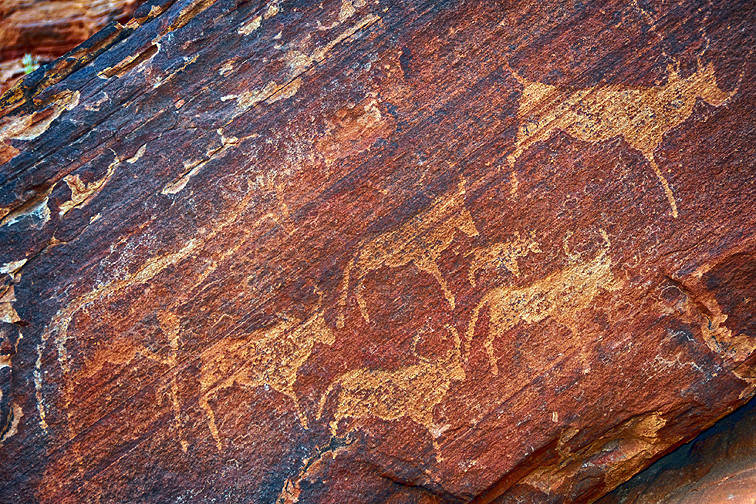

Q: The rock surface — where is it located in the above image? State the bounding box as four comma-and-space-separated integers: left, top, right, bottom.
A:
0, 0, 147, 93
0, 0, 755, 502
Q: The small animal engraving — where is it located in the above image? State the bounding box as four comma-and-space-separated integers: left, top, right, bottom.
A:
506, 59, 739, 218
466, 231, 618, 375
467, 231, 542, 287
317, 325, 465, 437
337, 182, 479, 327
200, 300, 334, 450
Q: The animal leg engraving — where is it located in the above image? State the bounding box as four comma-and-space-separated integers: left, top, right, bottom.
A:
199, 393, 223, 451
158, 311, 188, 452
337, 258, 354, 328
647, 155, 678, 218
356, 275, 370, 323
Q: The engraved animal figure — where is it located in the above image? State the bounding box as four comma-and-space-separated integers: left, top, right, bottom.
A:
506, 59, 739, 218
467, 231, 542, 287
466, 231, 618, 375
337, 182, 479, 328
200, 302, 334, 450
317, 325, 465, 437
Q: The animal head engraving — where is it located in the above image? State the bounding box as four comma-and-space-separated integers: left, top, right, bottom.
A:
466, 231, 619, 375
692, 61, 732, 107
317, 325, 464, 439
505, 56, 739, 219
199, 298, 334, 450
337, 181, 479, 328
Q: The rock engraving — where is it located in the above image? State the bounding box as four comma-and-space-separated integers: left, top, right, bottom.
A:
337, 182, 479, 327
69, 310, 188, 451
200, 299, 335, 450
466, 231, 619, 375
317, 325, 464, 438
467, 231, 542, 287
506, 58, 739, 218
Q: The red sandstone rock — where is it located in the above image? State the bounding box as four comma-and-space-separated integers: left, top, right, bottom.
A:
0, 0, 755, 502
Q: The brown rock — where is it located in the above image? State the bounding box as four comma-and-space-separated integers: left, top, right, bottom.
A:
0, 0, 148, 93
0, 0, 755, 502
598, 396, 756, 504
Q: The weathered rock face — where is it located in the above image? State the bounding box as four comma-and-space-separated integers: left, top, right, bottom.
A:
0, 0, 147, 93
0, 0, 755, 502
598, 395, 756, 504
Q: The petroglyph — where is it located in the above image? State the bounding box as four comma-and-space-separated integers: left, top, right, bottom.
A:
36, 182, 265, 438
467, 231, 542, 287
506, 59, 740, 218
317, 325, 464, 438
200, 299, 335, 450
466, 231, 619, 375
337, 182, 479, 327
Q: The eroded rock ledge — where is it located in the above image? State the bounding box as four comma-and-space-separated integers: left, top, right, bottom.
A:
1, 0, 755, 502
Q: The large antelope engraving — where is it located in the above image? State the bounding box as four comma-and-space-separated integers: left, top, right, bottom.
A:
337, 182, 479, 328
199, 296, 334, 450
466, 231, 619, 375
506, 58, 740, 218
317, 325, 465, 437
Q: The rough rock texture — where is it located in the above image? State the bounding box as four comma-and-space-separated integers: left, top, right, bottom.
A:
0, 0, 148, 93
598, 395, 756, 504
0, 0, 755, 502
